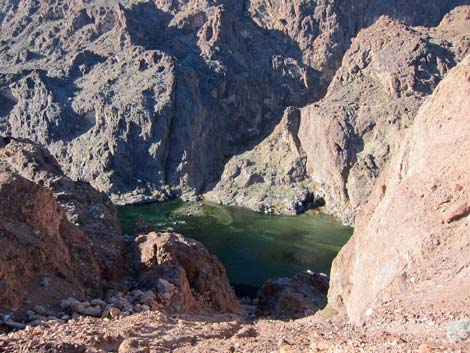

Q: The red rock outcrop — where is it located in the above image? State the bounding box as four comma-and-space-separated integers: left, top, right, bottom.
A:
0, 137, 123, 284
328, 56, 470, 324
0, 170, 101, 311
135, 232, 243, 315
0, 137, 124, 313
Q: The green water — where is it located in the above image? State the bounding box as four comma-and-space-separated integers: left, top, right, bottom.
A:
118, 200, 352, 295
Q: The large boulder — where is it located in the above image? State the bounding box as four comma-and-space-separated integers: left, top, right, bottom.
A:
135, 232, 243, 315
256, 271, 329, 319
0, 136, 123, 284
0, 170, 101, 311
328, 56, 470, 324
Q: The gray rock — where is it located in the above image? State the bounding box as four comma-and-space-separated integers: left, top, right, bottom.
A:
33, 305, 48, 316
60, 298, 80, 310
90, 299, 106, 307
256, 271, 329, 319
447, 319, 470, 343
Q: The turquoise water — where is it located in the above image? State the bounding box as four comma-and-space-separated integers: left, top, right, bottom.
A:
118, 200, 352, 295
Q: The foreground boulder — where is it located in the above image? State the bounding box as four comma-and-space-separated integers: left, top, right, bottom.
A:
135, 232, 243, 315
0, 170, 101, 311
328, 56, 470, 324
0, 137, 124, 313
0, 136, 123, 284
256, 271, 329, 319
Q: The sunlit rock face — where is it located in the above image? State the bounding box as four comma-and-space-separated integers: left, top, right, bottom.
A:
328, 56, 470, 323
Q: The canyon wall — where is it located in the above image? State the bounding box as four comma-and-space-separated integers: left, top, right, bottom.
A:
328, 56, 470, 323
210, 6, 470, 222
0, 0, 466, 212
298, 6, 470, 223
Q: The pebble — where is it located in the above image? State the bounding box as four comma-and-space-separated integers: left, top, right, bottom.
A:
118, 338, 150, 353
109, 308, 121, 318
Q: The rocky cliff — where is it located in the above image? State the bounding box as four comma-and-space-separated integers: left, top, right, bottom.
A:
210, 6, 470, 222
0, 0, 466, 209
205, 107, 315, 214
298, 7, 470, 223
328, 56, 470, 324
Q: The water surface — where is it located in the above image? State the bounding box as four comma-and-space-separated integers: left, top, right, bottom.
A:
118, 200, 352, 295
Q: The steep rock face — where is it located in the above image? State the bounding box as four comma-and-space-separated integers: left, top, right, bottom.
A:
205, 107, 318, 215
328, 57, 470, 323
0, 136, 123, 284
0, 0, 464, 204
249, 0, 467, 88
0, 169, 101, 311
136, 232, 243, 314
298, 8, 470, 223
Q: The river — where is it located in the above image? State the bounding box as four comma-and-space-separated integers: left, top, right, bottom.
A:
118, 200, 352, 297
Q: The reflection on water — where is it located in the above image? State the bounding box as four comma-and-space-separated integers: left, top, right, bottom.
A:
118, 200, 352, 294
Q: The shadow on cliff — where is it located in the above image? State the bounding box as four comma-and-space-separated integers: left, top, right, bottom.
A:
119, 1, 322, 193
